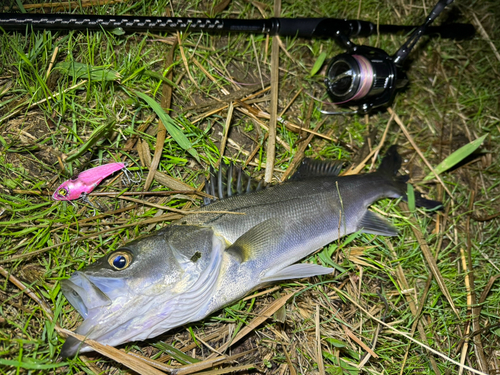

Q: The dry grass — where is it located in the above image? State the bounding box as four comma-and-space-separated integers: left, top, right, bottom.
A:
1, 0, 500, 374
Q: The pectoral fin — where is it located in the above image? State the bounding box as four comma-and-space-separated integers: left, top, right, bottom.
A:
358, 210, 398, 236
261, 263, 333, 283
226, 218, 334, 283
226, 218, 288, 262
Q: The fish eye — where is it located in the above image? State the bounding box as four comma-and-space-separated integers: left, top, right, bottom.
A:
108, 251, 132, 270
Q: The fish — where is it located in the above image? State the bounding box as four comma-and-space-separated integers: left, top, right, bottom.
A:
60, 146, 441, 357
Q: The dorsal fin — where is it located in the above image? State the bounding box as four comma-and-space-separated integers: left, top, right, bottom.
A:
290, 158, 343, 180
204, 162, 266, 205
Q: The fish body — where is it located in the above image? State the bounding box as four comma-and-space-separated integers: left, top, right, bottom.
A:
53, 162, 127, 201
60, 146, 440, 357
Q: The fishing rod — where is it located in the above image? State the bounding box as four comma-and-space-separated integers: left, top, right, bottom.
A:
0, 12, 472, 39
0, 0, 474, 113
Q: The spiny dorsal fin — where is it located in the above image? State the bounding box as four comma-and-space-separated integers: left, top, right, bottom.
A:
204, 162, 266, 205
290, 158, 343, 181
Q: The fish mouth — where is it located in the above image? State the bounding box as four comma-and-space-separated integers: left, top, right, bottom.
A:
61, 272, 134, 357
61, 272, 112, 320
60, 272, 113, 357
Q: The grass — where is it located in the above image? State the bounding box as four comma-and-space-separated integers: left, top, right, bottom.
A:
1, 0, 499, 374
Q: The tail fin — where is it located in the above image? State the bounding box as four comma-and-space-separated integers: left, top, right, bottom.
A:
378, 146, 442, 210
377, 145, 405, 179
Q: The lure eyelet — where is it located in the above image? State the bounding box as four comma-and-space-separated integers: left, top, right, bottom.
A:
108, 251, 132, 270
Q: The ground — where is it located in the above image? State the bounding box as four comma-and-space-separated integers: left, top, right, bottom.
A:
0, 0, 499, 374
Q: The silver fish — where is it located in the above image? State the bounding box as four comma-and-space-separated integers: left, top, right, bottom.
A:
60, 146, 440, 357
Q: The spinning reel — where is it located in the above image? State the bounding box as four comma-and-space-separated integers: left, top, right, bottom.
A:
324, 0, 457, 114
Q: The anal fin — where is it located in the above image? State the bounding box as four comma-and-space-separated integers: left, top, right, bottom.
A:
358, 210, 398, 236
261, 263, 333, 283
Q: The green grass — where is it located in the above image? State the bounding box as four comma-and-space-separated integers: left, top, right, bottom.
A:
1, 0, 500, 374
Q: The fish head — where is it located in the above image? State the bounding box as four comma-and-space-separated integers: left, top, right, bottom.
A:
60, 225, 225, 357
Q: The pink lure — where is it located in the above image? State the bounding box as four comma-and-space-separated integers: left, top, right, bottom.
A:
53, 162, 127, 201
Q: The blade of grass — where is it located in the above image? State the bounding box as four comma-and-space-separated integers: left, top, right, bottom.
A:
217, 293, 294, 352
60, 330, 166, 375
423, 134, 487, 181
310, 52, 327, 77
218, 101, 234, 162
143, 42, 177, 191
14, 0, 26, 12
466, 188, 489, 373
316, 304, 326, 375
0, 359, 68, 370
134, 91, 201, 163
407, 183, 416, 213
458, 247, 472, 375
65, 120, 115, 162
56, 61, 121, 81
264, 0, 280, 183
154, 342, 200, 364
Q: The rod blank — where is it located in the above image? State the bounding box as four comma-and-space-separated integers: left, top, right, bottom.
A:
0, 13, 474, 40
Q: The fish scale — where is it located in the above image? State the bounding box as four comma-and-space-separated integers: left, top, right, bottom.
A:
60, 146, 441, 357
186, 173, 395, 243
